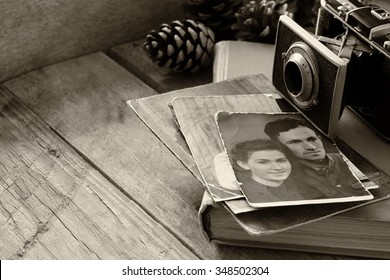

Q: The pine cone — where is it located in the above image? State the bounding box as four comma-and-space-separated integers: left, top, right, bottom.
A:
232, 0, 291, 43
184, 0, 244, 40
144, 20, 215, 73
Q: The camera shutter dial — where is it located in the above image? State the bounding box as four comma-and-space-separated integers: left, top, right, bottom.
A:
283, 42, 320, 109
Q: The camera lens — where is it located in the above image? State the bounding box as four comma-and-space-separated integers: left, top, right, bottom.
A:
285, 59, 304, 96
283, 42, 319, 109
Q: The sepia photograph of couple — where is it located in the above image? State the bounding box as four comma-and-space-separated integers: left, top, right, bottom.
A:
215, 112, 374, 208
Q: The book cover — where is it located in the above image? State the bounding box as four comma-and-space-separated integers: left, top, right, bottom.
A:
213, 40, 275, 82
201, 192, 390, 259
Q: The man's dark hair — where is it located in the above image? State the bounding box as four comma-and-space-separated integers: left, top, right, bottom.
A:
264, 117, 315, 140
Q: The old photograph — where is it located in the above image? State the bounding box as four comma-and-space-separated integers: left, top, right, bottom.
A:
216, 111, 374, 208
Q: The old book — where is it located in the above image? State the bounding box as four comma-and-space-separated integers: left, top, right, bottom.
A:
212, 40, 275, 82
128, 75, 390, 257
200, 191, 390, 259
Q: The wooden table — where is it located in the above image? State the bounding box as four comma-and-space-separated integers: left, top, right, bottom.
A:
0, 40, 365, 259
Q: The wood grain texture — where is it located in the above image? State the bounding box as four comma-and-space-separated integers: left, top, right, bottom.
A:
0, 86, 197, 260
0, 0, 185, 82
108, 40, 213, 93
2, 53, 337, 259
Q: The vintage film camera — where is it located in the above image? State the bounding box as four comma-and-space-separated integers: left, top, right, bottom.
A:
272, 0, 390, 139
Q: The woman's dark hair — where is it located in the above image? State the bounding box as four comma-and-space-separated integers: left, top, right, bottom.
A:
230, 138, 294, 167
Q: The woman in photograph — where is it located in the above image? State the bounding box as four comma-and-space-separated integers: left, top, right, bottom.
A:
231, 138, 324, 205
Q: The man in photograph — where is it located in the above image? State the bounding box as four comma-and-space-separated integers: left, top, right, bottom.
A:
263, 117, 369, 198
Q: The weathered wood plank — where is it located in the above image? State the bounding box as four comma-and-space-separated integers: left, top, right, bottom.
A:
0, 0, 185, 82
0, 86, 197, 260
107, 40, 213, 93
3, 53, 347, 259
3, 53, 219, 258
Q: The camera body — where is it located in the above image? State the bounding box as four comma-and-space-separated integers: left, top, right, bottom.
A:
272, 0, 390, 139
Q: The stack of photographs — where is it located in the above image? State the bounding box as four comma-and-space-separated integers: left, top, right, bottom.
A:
171, 94, 375, 215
